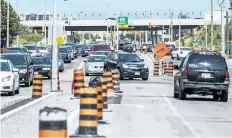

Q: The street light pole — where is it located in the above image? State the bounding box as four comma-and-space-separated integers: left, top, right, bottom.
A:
220, 1, 225, 56
145, 11, 148, 44
16, 0, 19, 46
178, 11, 182, 50
6, 0, 10, 47
211, 0, 214, 49
51, 0, 58, 91
44, 0, 47, 46
116, 13, 119, 52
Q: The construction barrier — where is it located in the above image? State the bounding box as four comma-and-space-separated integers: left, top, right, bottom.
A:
153, 61, 160, 76
162, 61, 168, 75
101, 77, 110, 111
32, 74, 43, 99
168, 61, 174, 76
70, 88, 104, 137
72, 69, 85, 98
58, 73, 60, 90
39, 107, 67, 137
112, 70, 122, 93
104, 71, 114, 93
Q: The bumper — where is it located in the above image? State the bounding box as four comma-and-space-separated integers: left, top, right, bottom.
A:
34, 70, 51, 77
183, 80, 229, 91
0, 81, 13, 93
122, 69, 149, 78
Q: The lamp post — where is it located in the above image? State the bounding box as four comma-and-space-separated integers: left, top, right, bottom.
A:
6, 0, 10, 47
219, 0, 225, 56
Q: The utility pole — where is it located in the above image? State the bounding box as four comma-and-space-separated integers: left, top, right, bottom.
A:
51, 0, 58, 91
219, 0, 225, 56
145, 11, 148, 44
16, 0, 19, 46
178, 11, 182, 49
6, 0, 10, 47
210, 0, 214, 50
44, 0, 47, 46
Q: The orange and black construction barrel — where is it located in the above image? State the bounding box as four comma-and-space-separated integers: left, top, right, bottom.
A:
72, 69, 85, 98
101, 77, 112, 112
168, 61, 174, 76
57, 73, 60, 90
104, 72, 114, 94
153, 61, 159, 75
32, 74, 43, 99
39, 106, 67, 137
70, 88, 105, 137
112, 70, 123, 93
162, 61, 168, 75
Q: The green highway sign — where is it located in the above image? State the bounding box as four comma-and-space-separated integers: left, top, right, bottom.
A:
118, 16, 128, 28
192, 39, 202, 45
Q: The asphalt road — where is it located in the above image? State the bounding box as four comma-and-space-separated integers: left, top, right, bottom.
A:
1, 52, 232, 137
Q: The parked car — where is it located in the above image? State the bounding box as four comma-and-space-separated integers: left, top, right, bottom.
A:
89, 44, 112, 55
5, 47, 29, 54
59, 47, 71, 63
0, 59, 20, 95
84, 55, 106, 76
174, 52, 229, 102
23, 45, 39, 56
1, 53, 34, 87
31, 55, 52, 79
104, 52, 149, 80
171, 47, 192, 60
37, 46, 49, 53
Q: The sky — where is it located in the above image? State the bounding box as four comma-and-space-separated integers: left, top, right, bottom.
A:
9, 0, 231, 18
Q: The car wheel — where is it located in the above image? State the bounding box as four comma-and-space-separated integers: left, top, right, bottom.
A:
68, 60, 71, 63
213, 93, 220, 100
71, 58, 74, 60
30, 74, 33, 86
118, 69, 124, 80
25, 76, 30, 87
173, 81, 179, 98
220, 90, 228, 102
179, 83, 186, 100
142, 78, 148, 80
129, 78, 133, 80
171, 54, 174, 59
15, 83, 20, 94
9, 83, 15, 96
60, 68, 64, 72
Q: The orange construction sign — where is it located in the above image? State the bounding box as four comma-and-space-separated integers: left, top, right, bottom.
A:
153, 42, 169, 59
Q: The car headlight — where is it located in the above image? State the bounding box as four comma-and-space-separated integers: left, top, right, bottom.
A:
43, 68, 51, 70
2, 76, 11, 82
122, 64, 130, 68
19, 69, 27, 73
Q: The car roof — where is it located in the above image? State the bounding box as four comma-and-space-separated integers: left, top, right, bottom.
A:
89, 55, 106, 57
92, 44, 109, 46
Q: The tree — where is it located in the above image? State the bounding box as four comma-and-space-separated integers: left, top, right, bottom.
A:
74, 32, 81, 43
1, 1, 20, 48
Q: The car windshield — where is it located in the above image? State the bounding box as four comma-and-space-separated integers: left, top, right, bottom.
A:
1, 55, 27, 65
187, 54, 227, 70
59, 48, 67, 53
37, 47, 47, 50
92, 45, 109, 51
24, 46, 37, 50
88, 56, 106, 62
6, 48, 23, 53
0, 62, 11, 71
119, 54, 141, 62
32, 57, 51, 65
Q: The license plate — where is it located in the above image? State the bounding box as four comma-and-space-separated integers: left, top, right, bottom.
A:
135, 72, 140, 75
202, 73, 211, 78
34, 72, 38, 75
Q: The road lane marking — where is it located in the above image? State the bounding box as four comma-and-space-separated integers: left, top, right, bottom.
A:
0, 92, 57, 120
162, 94, 201, 137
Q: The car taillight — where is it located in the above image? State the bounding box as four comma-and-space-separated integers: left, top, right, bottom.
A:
180, 51, 183, 54
183, 68, 188, 76
225, 71, 229, 78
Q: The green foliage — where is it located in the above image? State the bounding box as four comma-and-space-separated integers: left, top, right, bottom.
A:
1, 1, 20, 48
74, 32, 81, 43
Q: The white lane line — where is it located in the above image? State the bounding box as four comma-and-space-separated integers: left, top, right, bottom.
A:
0, 92, 57, 120
162, 94, 201, 137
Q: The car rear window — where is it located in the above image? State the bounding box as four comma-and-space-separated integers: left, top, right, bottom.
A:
187, 54, 227, 70
6, 48, 23, 52
37, 47, 47, 50
180, 48, 192, 51
92, 45, 110, 51
24, 46, 37, 50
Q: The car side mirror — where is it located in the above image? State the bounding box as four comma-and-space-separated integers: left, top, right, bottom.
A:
173, 65, 179, 69
140, 59, 144, 62
13, 68, 19, 72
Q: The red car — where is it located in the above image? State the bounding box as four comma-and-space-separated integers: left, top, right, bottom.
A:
89, 44, 112, 55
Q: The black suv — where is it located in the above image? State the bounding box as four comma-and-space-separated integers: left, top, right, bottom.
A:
104, 52, 149, 80
174, 52, 229, 102
1, 53, 34, 87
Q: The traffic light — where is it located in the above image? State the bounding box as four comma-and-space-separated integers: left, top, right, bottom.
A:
148, 22, 152, 28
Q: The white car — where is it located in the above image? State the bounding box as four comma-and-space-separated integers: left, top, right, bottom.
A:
0, 60, 20, 96
171, 47, 192, 60
37, 46, 49, 53
84, 55, 106, 76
